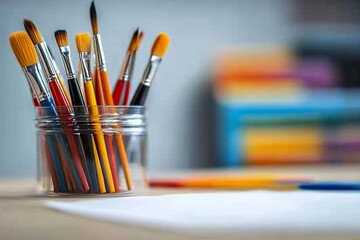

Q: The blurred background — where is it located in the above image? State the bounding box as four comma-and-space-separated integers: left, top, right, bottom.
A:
0, 0, 359, 178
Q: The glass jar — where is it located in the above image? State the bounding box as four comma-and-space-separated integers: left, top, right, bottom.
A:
35, 106, 147, 195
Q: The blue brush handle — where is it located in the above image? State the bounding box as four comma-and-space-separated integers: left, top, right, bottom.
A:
40, 98, 84, 191
299, 182, 360, 191
39, 98, 67, 192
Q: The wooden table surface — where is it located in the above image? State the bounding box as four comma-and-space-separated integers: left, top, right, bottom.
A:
1, 165, 360, 240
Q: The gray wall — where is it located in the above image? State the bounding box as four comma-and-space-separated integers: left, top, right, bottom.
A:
0, 0, 293, 178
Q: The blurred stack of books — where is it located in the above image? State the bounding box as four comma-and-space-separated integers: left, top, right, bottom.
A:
213, 47, 360, 167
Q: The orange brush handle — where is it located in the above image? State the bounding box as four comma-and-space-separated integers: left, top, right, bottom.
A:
99, 71, 114, 105
94, 70, 119, 191
85, 81, 115, 193
100, 70, 133, 190
92, 136, 106, 193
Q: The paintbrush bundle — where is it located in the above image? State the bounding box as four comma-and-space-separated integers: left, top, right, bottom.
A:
9, 1, 170, 194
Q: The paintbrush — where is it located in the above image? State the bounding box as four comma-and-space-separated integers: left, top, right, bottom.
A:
130, 33, 170, 105
76, 32, 115, 193
55, 30, 99, 192
90, 1, 133, 190
113, 28, 143, 105
24, 19, 89, 192
9, 31, 67, 192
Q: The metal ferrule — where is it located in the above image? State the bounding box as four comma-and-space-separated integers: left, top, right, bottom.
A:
93, 34, 107, 71
79, 55, 92, 82
141, 55, 162, 86
59, 46, 76, 79
35, 43, 57, 81
52, 59, 61, 74
119, 52, 136, 82
23, 63, 51, 101
80, 52, 91, 75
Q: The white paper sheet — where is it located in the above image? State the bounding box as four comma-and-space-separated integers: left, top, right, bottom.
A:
46, 191, 360, 233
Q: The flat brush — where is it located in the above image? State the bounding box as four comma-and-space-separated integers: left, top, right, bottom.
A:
23, 20, 71, 104
76, 32, 112, 193
113, 28, 143, 105
9, 31, 66, 192
24, 19, 89, 192
130, 33, 170, 106
55, 30, 99, 193
90, 1, 132, 190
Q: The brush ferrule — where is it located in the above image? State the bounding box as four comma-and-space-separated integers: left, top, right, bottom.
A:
59, 46, 76, 79
36, 43, 57, 80
52, 59, 61, 74
93, 34, 107, 71
79, 55, 92, 82
119, 52, 136, 82
23, 63, 51, 101
141, 55, 162, 86
79, 52, 91, 74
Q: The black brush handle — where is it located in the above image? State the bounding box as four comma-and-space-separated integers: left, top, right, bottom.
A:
130, 83, 149, 106
68, 78, 99, 192
68, 78, 86, 108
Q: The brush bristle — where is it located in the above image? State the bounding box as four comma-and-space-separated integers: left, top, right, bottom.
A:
90, 1, 99, 34
128, 28, 139, 52
23, 19, 43, 45
54, 30, 68, 47
151, 33, 170, 58
75, 32, 92, 53
138, 31, 144, 48
135, 31, 144, 51
9, 31, 38, 67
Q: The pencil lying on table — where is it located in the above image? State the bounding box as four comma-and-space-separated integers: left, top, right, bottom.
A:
149, 176, 309, 190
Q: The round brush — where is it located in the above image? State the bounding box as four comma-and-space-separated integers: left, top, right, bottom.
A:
90, 1, 133, 190
113, 28, 143, 105
130, 33, 171, 106
76, 32, 116, 193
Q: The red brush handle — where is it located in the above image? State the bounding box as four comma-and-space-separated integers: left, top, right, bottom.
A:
49, 80, 90, 191
112, 79, 125, 105
33, 96, 40, 107
112, 80, 131, 106
123, 81, 131, 105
